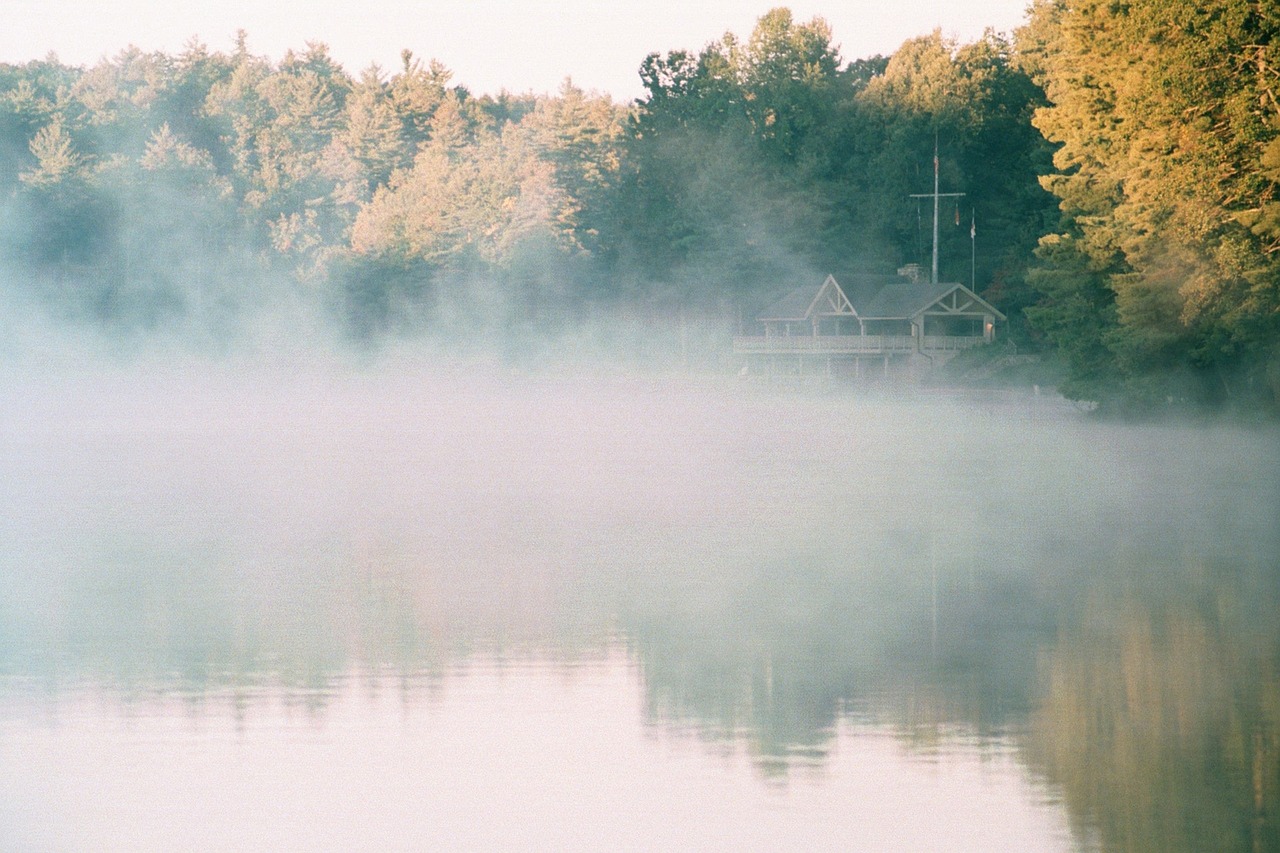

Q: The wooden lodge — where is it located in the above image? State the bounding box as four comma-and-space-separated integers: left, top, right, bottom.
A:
734, 268, 1006, 379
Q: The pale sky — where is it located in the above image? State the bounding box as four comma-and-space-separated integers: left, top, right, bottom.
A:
2, 1, 1031, 101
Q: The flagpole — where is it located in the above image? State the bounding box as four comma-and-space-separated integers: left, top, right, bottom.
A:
909, 136, 964, 285
970, 209, 976, 292
931, 148, 940, 285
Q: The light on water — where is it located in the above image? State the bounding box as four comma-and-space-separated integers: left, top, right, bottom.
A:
1, 370, 1277, 851
3, 660, 1070, 851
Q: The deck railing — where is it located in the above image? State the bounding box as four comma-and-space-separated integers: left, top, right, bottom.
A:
732, 335, 984, 355
922, 335, 985, 352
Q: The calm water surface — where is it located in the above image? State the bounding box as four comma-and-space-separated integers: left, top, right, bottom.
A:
1, 370, 1277, 851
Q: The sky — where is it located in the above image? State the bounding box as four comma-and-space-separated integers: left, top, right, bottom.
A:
2, 0, 1032, 101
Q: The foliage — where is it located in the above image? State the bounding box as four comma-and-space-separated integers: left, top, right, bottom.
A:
616, 17, 1056, 327
1018, 0, 1280, 411
0, 6, 1274, 412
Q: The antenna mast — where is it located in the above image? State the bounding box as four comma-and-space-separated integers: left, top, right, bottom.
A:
909, 136, 964, 285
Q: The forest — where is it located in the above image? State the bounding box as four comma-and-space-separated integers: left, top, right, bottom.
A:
1, 3, 1277, 413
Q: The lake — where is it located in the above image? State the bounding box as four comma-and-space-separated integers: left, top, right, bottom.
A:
1, 369, 1277, 851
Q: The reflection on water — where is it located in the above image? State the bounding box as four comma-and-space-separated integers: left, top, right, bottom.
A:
2, 659, 1072, 851
1, 371, 1277, 850
1030, 568, 1280, 853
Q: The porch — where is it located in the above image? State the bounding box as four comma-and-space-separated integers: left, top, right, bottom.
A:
731, 334, 986, 355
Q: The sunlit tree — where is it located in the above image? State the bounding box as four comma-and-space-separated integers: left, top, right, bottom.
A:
1018, 0, 1280, 409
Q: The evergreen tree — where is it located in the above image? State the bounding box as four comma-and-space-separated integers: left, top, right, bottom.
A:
1020, 0, 1280, 409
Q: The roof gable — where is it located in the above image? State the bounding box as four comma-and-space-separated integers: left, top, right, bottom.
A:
807, 275, 856, 318
758, 274, 857, 322
755, 275, 1006, 323
911, 283, 1007, 321
860, 282, 1006, 321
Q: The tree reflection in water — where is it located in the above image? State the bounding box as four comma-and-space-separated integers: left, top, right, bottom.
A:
1028, 560, 1279, 853
8, 512, 1273, 853
1, 377, 1277, 850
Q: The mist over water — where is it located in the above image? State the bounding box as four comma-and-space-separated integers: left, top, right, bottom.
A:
1, 10, 1276, 846
1, 361, 1277, 850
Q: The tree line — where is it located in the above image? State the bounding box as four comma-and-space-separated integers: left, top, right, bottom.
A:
1, 5, 1276, 412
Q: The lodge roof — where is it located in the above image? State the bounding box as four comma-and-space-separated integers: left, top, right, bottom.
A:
755, 274, 1005, 323
758, 287, 825, 322
862, 281, 959, 319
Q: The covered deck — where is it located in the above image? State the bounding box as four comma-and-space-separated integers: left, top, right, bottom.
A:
734, 273, 1005, 379
732, 333, 984, 355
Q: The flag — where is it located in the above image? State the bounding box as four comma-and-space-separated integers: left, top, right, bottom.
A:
970, 214, 976, 240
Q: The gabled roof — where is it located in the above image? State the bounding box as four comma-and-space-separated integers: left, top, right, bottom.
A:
758, 274, 857, 322
861, 281, 957, 319
867, 282, 1007, 322
829, 273, 912, 309
758, 288, 820, 322
756, 275, 1006, 323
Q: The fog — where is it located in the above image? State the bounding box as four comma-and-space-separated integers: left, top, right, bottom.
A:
2, 354, 1278, 850
4, 22, 1277, 849
5, 362, 1275, 679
